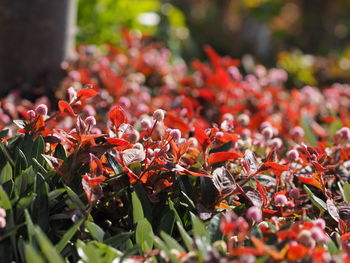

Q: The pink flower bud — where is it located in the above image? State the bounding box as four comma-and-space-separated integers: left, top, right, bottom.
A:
238, 114, 250, 126
222, 113, 234, 122
270, 137, 283, 149
291, 126, 305, 138
119, 97, 131, 108
147, 148, 154, 158
287, 200, 295, 208
262, 127, 274, 140
298, 229, 315, 248
85, 116, 96, 126
310, 227, 328, 242
141, 118, 152, 129
287, 149, 299, 161
336, 127, 350, 141
128, 130, 140, 143
0, 208, 6, 218
169, 129, 181, 142
83, 105, 96, 116
215, 131, 224, 139
0, 217, 5, 228
35, 104, 48, 116
241, 129, 251, 139
274, 194, 288, 207
247, 206, 262, 222
313, 218, 326, 229
153, 109, 165, 122
27, 110, 36, 119
260, 121, 271, 130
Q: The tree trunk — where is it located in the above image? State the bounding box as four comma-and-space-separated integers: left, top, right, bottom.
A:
0, 0, 77, 98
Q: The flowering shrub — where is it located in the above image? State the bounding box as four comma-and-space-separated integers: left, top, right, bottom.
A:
1, 30, 350, 262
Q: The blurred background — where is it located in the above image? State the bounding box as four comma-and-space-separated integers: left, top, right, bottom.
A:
1, 0, 350, 97
76, 0, 350, 87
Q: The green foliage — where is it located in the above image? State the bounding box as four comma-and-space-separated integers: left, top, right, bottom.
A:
77, 0, 186, 47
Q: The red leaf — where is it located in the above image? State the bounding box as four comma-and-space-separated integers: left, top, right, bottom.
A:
180, 169, 209, 177
82, 174, 106, 188
58, 100, 75, 116
163, 112, 191, 135
287, 244, 308, 261
193, 122, 210, 146
89, 153, 103, 177
77, 88, 98, 99
255, 179, 267, 207
262, 209, 278, 214
296, 176, 323, 190
261, 162, 288, 172
208, 152, 242, 165
341, 232, 350, 240
311, 161, 325, 172
109, 105, 126, 127
106, 138, 130, 146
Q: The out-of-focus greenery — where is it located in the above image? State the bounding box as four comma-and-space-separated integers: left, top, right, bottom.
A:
77, 0, 188, 50
77, 0, 350, 87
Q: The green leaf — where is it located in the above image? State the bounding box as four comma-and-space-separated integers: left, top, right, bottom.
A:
104, 231, 134, 248
160, 231, 185, 252
343, 182, 350, 202
135, 218, 153, 252
33, 173, 49, 231
106, 152, 124, 175
0, 185, 11, 210
169, 199, 182, 225
32, 136, 45, 164
176, 221, 193, 251
65, 186, 85, 208
327, 240, 341, 255
33, 227, 65, 263
328, 119, 343, 138
14, 149, 28, 176
158, 209, 176, 235
153, 236, 181, 263
24, 243, 45, 263
85, 221, 105, 242
0, 162, 12, 184
190, 213, 209, 240
207, 213, 223, 242
301, 115, 317, 146
24, 209, 35, 245
56, 218, 84, 252
54, 144, 66, 160
0, 143, 14, 166
132, 191, 144, 224
303, 185, 326, 212
0, 129, 9, 140
134, 184, 152, 222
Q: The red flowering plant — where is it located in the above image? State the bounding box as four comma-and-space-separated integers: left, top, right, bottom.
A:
2, 30, 350, 262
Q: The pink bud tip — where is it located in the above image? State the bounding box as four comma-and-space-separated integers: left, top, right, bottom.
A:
287, 149, 299, 161
35, 104, 48, 116
274, 194, 288, 207
0, 208, 6, 218
140, 118, 152, 129
247, 206, 262, 222
169, 129, 181, 142
0, 217, 6, 228
262, 127, 274, 140
26, 110, 36, 119
153, 109, 165, 122
85, 116, 96, 126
